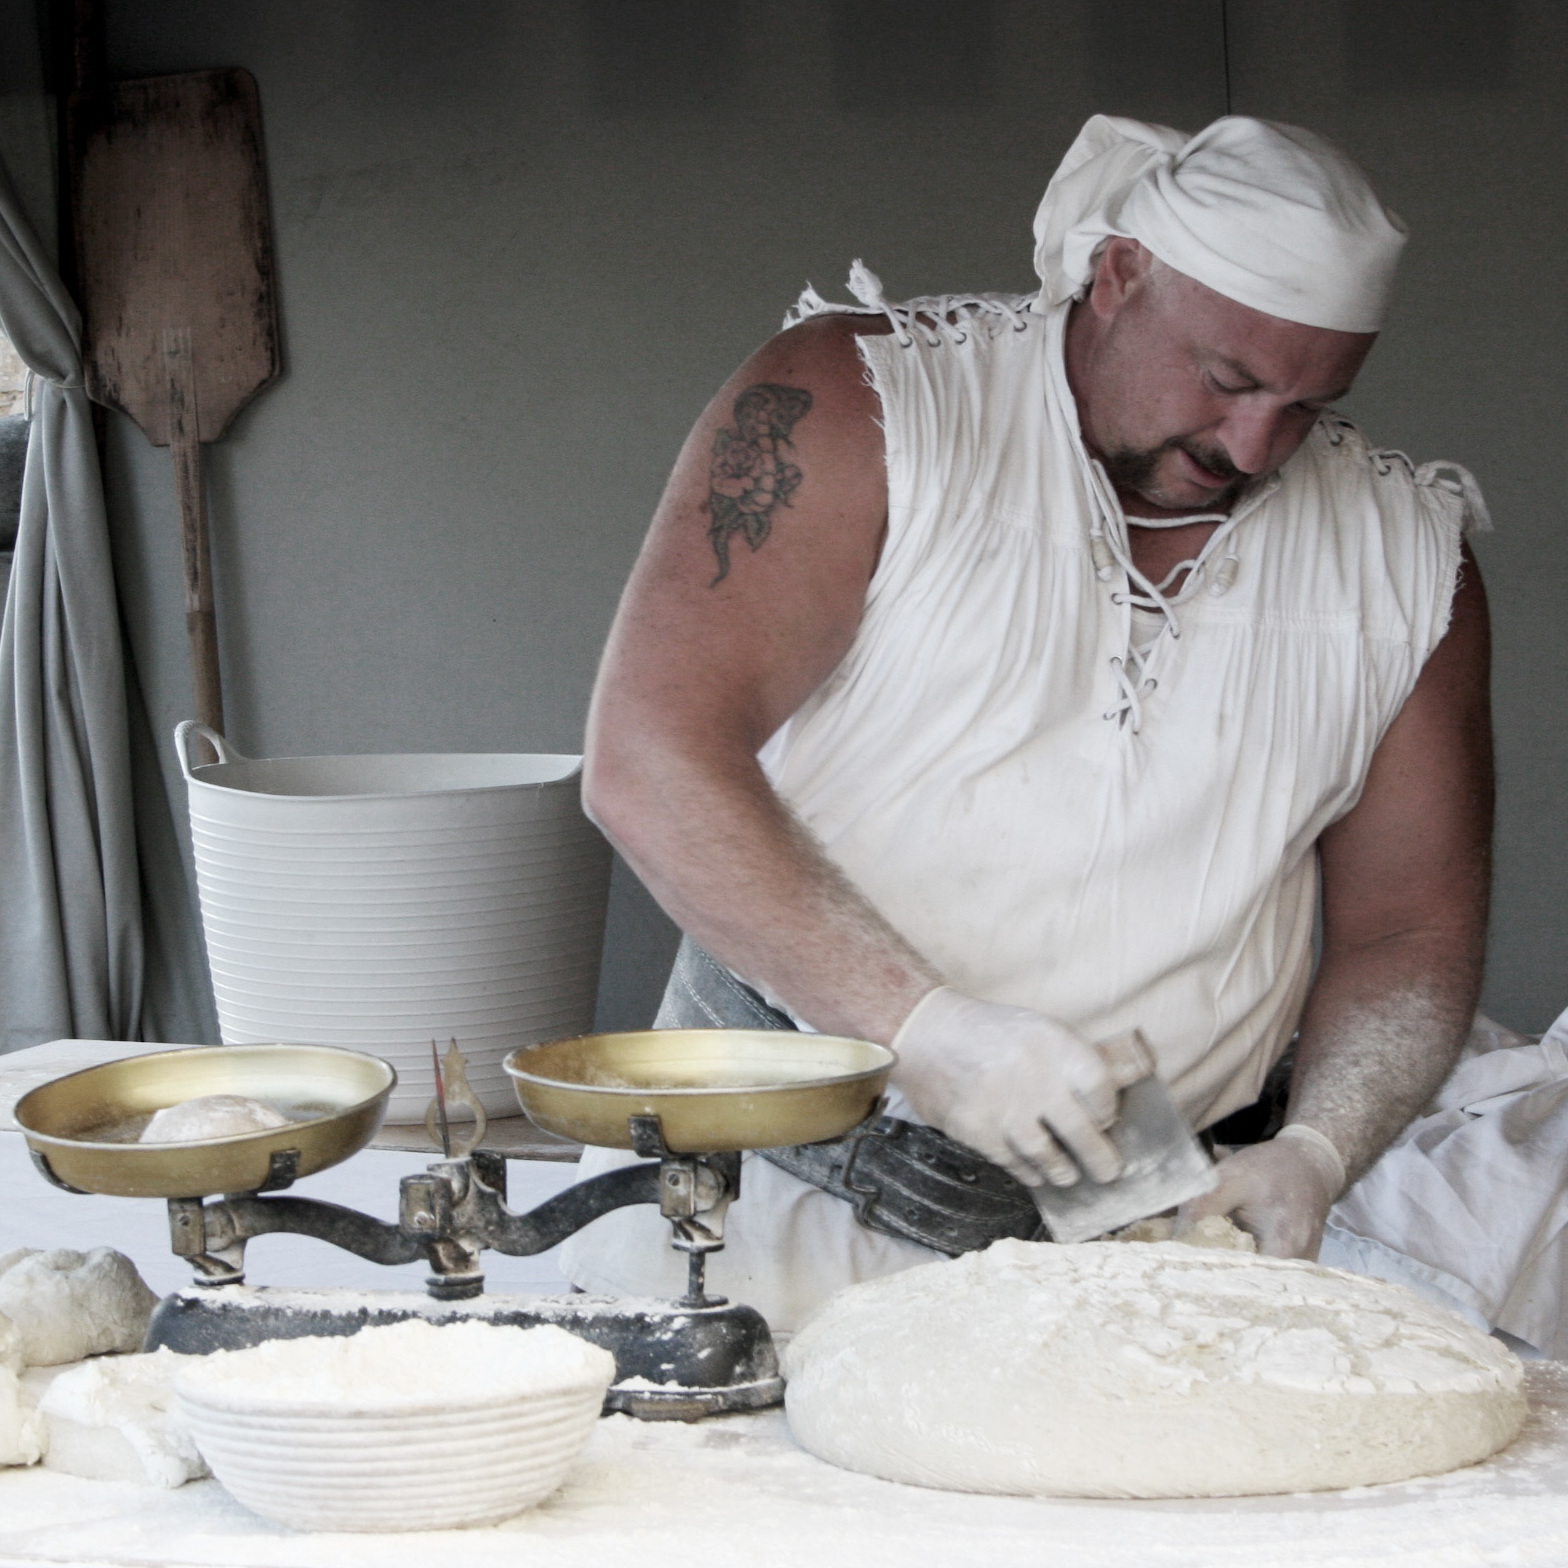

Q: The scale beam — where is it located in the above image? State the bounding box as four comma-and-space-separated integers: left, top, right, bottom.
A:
166, 1143, 731, 1300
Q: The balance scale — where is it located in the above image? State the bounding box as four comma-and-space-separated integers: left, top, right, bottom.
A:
13, 1031, 893, 1421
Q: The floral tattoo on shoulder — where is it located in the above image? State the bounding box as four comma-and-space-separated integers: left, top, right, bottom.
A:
705, 382, 813, 586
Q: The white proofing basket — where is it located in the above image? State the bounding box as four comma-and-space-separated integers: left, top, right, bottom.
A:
174, 1320, 615, 1532
179, 1383, 606, 1531
176, 722, 613, 1121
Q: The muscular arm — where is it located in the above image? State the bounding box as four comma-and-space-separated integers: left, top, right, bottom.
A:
584, 315, 941, 1044
1184, 543, 1493, 1254
1288, 541, 1494, 1180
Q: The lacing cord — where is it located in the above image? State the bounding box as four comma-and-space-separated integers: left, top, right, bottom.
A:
1091, 403, 1496, 731
1105, 550, 1236, 730
1094, 418, 1492, 731
1323, 417, 1492, 533
787, 262, 1036, 347
1322, 413, 1354, 447
1414, 459, 1493, 534
1087, 457, 1276, 732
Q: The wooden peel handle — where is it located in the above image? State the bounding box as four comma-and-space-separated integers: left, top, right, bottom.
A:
170, 431, 223, 733
165, 328, 224, 741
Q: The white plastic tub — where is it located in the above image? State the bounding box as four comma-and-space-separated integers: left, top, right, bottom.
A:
176, 722, 612, 1121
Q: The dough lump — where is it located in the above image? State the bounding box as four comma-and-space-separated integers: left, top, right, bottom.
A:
0, 1249, 158, 1367
40, 1349, 207, 1488
784, 1239, 1527, 1498
139, 1094, 289, 1143
1112, 1213, 1256, 1250
0, 1367, 45, 1467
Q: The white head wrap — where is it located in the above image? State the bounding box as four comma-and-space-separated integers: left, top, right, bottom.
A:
1034, 115, 1407, 333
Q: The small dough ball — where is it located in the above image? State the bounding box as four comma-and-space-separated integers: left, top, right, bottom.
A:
0, 1249, 158, 1367
139, 1094, 289, 1144
1111, 1216, 1175, 1243
0, 1367, 45, 1467
1175, 1213, 1257, 1252
1111, 1214, 1255, 1251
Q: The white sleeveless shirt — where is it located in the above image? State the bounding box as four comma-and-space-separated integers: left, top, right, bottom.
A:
562, 288, 1482, 1327
758, 292, 1470, 1129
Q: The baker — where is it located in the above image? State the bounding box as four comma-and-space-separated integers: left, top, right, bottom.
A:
559, 115, 1493, 1332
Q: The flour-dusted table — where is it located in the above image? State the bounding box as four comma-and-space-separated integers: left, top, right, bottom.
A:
4, 1371, 1568, 1568
5, 1040, 1568, 1566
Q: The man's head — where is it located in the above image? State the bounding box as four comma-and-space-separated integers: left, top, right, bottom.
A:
1068, 239, 1376, 514
1038, 115, 1402, 511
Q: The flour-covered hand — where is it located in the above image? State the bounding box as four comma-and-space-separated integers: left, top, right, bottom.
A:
891, 987, 1121, 1186
1177, 1125, 1347, 1260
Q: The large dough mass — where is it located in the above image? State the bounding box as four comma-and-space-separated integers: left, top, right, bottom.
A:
783, 1239, 1526, 1497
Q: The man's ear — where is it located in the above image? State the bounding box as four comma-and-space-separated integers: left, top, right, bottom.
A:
1086, 237, 1155, 320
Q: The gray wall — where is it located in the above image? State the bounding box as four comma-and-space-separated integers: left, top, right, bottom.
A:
98, 0, 1566, 1037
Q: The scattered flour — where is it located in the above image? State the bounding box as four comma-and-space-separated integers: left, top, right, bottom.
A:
0, 1249, 158, 1367
1112, 1213, 1256, 1250
38, 1349, 207, 1488
139, 1094, 289, 1143
176, 1319, 617, 1415
784, 1238, 1527, 1498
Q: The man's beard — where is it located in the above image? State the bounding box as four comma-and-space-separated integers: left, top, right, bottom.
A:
1101, 437, 1247, 510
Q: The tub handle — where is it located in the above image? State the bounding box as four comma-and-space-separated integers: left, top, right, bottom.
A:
174, 720, 247, 779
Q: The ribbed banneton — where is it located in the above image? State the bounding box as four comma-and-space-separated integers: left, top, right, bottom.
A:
175, 733, 613, 1122
176, 1321, 616, 1531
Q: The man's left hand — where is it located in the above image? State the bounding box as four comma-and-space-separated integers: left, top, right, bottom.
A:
1176, 1126, 1346, 1259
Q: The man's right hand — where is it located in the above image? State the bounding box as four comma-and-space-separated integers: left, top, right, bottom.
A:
891, 987, 1124, 1187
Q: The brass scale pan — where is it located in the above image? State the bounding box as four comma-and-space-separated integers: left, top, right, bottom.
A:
16, 1032, 894, 1199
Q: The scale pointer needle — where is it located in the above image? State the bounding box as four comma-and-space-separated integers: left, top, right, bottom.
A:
431, 1039, 453, 1158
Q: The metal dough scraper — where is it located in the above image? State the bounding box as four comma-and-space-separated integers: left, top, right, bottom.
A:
1027, 1030, 1217, 1244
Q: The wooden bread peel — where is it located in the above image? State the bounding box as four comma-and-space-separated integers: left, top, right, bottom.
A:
72, 68, 281, 746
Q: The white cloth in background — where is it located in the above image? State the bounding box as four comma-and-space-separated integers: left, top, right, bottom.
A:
0, 157, 144, 1050
1323, 1008, 1568, 1358
1033, 114, 1407, 332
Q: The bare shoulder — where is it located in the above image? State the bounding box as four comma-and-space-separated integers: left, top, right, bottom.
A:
590, 312, 897, 752
728, 312, 896, 425
719, 313, 892, 436
764, 307, 898, 364
637, 313, 890, 588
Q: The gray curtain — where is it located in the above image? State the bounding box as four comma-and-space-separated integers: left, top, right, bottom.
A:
0, 155, 144, 1050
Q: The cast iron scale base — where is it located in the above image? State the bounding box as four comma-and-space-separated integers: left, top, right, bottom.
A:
34, 1115, 782, 1420
18, 1031, 896, 1422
